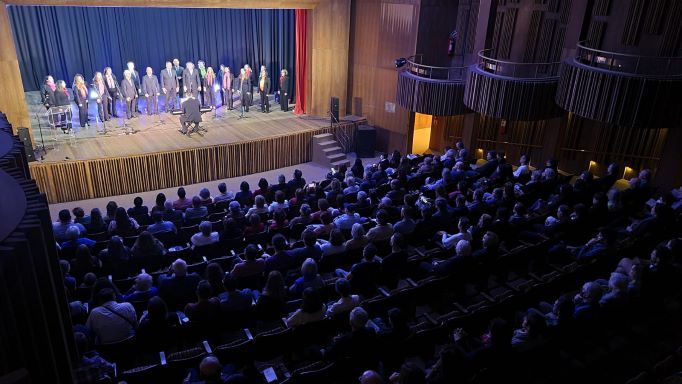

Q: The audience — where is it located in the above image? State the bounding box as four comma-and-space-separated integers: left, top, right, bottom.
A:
53, 209, 87, 242
158, 258, 201, 311
286, 287, 326, 327
86, 288, 137, 344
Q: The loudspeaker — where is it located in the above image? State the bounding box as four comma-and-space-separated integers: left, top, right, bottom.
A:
330, 97, 339, 122
17, 127, 36, 163
356, 125, 376, 158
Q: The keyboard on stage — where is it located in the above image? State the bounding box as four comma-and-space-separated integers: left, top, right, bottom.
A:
171, 107, 213, 115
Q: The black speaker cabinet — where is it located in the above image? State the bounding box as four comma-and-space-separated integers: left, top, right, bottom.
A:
330, 96, 339, 122
356, 125, 376, 158
17, 127, 36, 162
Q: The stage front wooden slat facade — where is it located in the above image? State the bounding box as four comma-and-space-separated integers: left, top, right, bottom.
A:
29, 120, 361, 203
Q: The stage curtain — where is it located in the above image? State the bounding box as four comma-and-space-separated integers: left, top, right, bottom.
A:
293, 9, 307, 115
7, 6, 295, 94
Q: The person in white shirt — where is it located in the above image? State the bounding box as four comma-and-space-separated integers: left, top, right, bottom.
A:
86, 288, 137, 344
326, 278, 360, 317
191, 221, 219, 248
365, 209, 394, 242
513, 154, 531, 179
439, 217, 472, 249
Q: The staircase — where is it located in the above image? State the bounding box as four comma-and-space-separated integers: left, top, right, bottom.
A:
312, 133, 350, 168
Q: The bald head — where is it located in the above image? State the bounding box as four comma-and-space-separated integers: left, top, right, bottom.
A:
359, 370, 382, 384
199, 356, 221, 378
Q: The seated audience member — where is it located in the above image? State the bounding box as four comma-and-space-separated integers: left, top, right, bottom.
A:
163, 200, 184, 225
333, 204, 365, 230
70, 245, 101, 282
127, 196, 149, 218
147, 211, 177, 234
151, 193, 167, 214
475, 150, 499, 177
255, 270, 287, 320
289, 203, 313, 227
268, 190, 289, 213
235, 181, 254, 207
213, 182, 234, 204
539, 294, 575, 331
287, 169, 306, 196
184, 280, 221, 327
472, 231, 500, 266
173, 187, 193, 210
221, 217, 243, 239
574, 228, 616, 262
266, 234, 296, 272
104, 201, 118, 224
158, 258, 202, 311
243, 213, 265, 237
218, 274, 253, 314
393, 207, 416, 236
268, 174, 288, 198
511, 308, 547, 351
53, 209, 87, 242
191, 221, 220, 248
107, 207, 139, 235
183, 355, 245, 384
439, 217, 472, 249
231, 244, 266, 279
131, 231, 166, 271
599, 272, 630, 310
338, 243, 381, 295
359, 370, 383, 384
246, 195, 269, 217
185, 196, 209, 221
60, 226, 96, 250
343, 177, 359, 195
573, 281, 603, 324
289, 258, 325, 297
86, 288, 137, 344
72, 207, 91, 226
98, 236, 133, 279
60, 259, 77, 298
513, 154, 531, 179
388, 362, 426, 384
85, 208, 108, 234
320, 228, 347, 258
326, 278, 360, 316
198, 188, 213, 206
72, 331, 116, 384
312, 198, 332, 222
269, 208, 289, 231
381, 233, 409, 288
366, 210, 394, 243
427, 239, 473, 277
253, 177, 270, 200
291, 229, 323, 263
205, 262, 226, 297
313, 211, 335, 238
286, 287, 326, 327
123, 273, 158, 303
137, 296, 179, 351
323, 307, 378, 370
345, 222, 369, 252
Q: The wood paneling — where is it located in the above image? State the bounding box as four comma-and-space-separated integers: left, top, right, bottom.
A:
29, 120, 362, 203
396, 71, 468, 116
658, 0, 682, 56
621, 0, 645, 46
0, 2, 31, 135
4, 0, 319, 8
348, 0, 420, 153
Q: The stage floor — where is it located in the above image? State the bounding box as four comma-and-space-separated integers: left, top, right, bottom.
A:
25, 91, 335, 162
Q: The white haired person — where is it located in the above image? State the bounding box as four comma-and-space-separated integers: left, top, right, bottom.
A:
157, 258, 201, 311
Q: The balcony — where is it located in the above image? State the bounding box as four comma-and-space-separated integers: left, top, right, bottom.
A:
555, 42, 682, 128
463, 49, 562, 121
396, 55, 468, 116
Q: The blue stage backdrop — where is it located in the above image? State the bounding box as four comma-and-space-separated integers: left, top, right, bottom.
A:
8, 6, 295, 94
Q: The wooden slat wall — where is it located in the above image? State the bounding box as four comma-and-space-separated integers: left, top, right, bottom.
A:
498, 8, 518, 59
643, 0, 667, 35
658, 0, 682, 56
473, 115, 546, 165
396, 72, 468, 116
555, 62, 682, 128
29, 121, 361, 203
621, 0, 645, 46
524, 11, 543, 62
593, 0, 611, 16
586, 20, 606, 48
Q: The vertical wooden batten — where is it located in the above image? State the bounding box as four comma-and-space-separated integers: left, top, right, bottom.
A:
0, 1, 31, 136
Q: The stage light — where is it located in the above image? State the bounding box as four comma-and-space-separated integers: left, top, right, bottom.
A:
395, 58, 407, 68
213, 84, 220, 92
89, 90, 99, 99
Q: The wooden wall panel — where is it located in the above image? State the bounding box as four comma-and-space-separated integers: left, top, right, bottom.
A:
396, 71, 468, 116
643, 0, 667, 35
658, 0, 682, 56
0, 2, 31, 136
28, 120, 361, 203
621, 0, 645, 46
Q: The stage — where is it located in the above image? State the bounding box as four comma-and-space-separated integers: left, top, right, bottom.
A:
24, 92, 365, 204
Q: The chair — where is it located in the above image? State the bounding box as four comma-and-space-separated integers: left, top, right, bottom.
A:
245, 231, 268, 248
88, 231, 109, 242
253, 327, 293, 361
96, 335, 137, 368
119, 363, 164, 384
153, 230, 177, 248
179, 225, 199, 245
122, 236, 139, 248
165, 342, 210, 378
291, 361, 336, 384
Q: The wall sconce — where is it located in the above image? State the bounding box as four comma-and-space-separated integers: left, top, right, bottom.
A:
476, 148, 484, 159
623, 166, 633, 180
587, 160, 596, 173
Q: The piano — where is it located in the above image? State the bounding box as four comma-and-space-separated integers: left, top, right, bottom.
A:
171, 107, 213, 115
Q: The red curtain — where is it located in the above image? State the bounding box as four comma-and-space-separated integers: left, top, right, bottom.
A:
293, 9, 307, 115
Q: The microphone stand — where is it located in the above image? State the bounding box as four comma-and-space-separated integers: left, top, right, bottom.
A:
35, 112, 46, 160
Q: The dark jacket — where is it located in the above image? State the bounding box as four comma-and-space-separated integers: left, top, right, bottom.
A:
181, 97, 202, 123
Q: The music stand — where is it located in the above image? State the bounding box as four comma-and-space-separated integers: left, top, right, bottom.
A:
47, 106, 74, 146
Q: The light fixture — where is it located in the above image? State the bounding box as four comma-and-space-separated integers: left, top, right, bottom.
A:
395, 58, 407, 68
623, 166, 633, 179
588, 160, 596, 172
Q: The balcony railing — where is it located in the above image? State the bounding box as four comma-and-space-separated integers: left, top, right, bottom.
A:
476, 49, 561, 79
402, 54, 467, 81
574, 41, 682, 77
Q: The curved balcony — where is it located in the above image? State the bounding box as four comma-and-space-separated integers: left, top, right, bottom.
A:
396, 55, 469, 116
556, 42, 682, 127
463, 49, 562, 121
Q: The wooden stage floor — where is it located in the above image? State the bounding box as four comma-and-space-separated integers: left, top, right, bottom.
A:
31, 98, 335, 162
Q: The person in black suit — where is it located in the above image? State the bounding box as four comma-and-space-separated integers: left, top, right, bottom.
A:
141, 67, 160, 115
197, 60, 207, 106
120, 70, 138, 120
126, 61, 142, 113
157, 259, 201, 311
237, 68, 251, 117
257, 69, 270, 113
72, 74, 89, 128
42, 75, 56, 109
91, 72, 111, 123
172, 58, 184, 98
103, 67, 121, 118
183, 62, 201, 98
161, 61, 179, 112
277, 69, 290, 111
179, 94, 202, 136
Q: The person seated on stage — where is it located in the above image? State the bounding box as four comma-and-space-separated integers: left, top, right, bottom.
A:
179, 93, 202, 136
185, 196, 209, 221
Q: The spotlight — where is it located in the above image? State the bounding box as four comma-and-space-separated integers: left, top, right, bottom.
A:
213, 84, 220, 92
395, 58, 407, 68
89, 90, 99, 99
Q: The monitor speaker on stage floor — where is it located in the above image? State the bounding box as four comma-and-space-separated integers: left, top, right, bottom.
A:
17, 127, 36, 163
330, 97, 339, 122
356, 124, 376, 158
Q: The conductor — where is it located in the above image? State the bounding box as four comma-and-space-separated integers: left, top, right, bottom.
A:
179, 94, 202, 137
